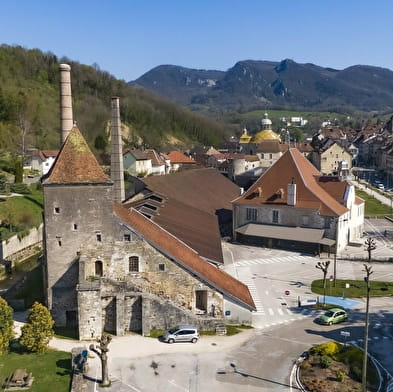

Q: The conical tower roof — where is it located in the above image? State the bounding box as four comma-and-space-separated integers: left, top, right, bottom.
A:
43, 126, 112, 184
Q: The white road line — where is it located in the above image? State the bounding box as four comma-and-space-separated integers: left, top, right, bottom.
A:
268, 308, 274, 315
277, 308, 284, 316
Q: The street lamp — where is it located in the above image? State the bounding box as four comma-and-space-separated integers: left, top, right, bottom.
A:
315, 260, 330, 307
362, 264, 373, 392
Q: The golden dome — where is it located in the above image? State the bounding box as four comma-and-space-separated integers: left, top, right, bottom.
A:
252, 130, 281, 143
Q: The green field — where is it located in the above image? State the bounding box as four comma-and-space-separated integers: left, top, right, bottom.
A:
0, 183, 43, 240
0, 349, 71, 392
312, 279, 393, 298
355, 189, 393, 217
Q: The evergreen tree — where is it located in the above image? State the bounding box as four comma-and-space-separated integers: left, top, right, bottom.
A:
14, 156, 23, 183
0, 297, 14, 354
19, 302, 54, 353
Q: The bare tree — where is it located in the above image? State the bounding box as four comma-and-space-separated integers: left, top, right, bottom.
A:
315, 260, 330, 307
364, 237, 376, 262
89, 334, 112, 386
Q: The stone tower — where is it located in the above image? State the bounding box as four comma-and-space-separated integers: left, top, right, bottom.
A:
43, 127, 114, 327
59, 64, 73, 144
110, 97, 125, 202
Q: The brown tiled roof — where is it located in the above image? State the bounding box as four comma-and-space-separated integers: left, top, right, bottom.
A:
39, 150, 59, 160
123, 148, 148, 160
43, 127, 111, 184
167, 151, 196, 164
145, 149, 165, 166
234, 148, 348, 216
142, 168, 240, 214
124, 196, 223, 263
113, 203, 256, 310
257, 140, 282, 153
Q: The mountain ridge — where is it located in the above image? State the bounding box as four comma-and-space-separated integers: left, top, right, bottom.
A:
131, 59, 393, 113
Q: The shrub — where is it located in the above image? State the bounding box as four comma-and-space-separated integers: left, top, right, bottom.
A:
0, 297, 14, 354
10, 183, 30, 194
320, 355, 332, 368
310, 341, 342, 358
336, 370, 346, 382
19, 302, 54, 353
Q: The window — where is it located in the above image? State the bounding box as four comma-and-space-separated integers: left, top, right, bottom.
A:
246, 208, 257, 221
73, 224, 78, 231
58, 240, 62, 247
269, 153, 273, 159
272, 210, 279, 223
96, 234, 102, 242
129, 256, 139, 272
123, 234, 131, 242
95, 260, 103, 277
54, 207, 60, 214
158, 263, 165, 271
302, 216, 309, 226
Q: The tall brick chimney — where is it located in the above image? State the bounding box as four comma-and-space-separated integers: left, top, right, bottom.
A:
59, 64, 73, 145
110, 97, 125, 202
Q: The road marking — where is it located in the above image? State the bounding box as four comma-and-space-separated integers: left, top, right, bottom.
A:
277, 308, 284, 316
268, 308, 274, 315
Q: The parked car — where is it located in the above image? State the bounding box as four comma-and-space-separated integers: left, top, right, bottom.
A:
318, 308, 348, 325
162, 325, 199, 343
377, 184, 385, 191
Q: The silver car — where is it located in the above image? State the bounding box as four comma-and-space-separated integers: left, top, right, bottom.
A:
163, 325, 199, 344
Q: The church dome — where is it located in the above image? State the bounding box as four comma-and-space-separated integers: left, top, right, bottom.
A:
251, 113, 281, 143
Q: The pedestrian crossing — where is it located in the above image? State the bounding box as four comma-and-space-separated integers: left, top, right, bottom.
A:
234, 254, 314, 268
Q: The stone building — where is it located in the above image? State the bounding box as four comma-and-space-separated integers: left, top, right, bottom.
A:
232, 148, 364, 254
42, 65, 255, 340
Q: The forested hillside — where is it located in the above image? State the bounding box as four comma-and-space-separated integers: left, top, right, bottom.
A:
0, 45, 231, 158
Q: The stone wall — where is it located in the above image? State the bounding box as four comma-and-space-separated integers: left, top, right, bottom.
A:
0, 224, 43, 261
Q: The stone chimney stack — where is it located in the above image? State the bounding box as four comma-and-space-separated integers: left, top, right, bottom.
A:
59, 64, 74, 145
287, 180, 297, 206
110, 97, 125, 202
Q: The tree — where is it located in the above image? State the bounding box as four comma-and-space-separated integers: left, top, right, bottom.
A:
364, 237, 376, 262
14, 156, 23, 184
0, 297, 14, 354
19, 302, 54, 353
90, 334, 112, 386
316, 260, 331, 306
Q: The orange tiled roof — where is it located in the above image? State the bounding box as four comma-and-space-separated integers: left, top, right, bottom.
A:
113, 203, 256, 310
234, 148, 348, 216
167, 151, 196, 164
43, 127, 112, 184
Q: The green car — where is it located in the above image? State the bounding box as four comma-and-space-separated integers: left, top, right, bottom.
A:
318, 308, 348, 325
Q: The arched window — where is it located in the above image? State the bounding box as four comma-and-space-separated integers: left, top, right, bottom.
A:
129, 256, 139, 272
95, 260, 103, 277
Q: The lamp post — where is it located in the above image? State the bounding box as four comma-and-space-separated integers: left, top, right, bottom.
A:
362, 264, 373, 392
316, 260, 330, 307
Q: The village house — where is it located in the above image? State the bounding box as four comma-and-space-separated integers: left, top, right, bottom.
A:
26, 149, 59, 175
232, 148, 364, 255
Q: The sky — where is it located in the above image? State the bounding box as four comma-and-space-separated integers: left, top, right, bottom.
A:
1, 0, 393, 82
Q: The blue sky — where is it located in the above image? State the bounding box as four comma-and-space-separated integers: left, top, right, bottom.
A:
1, 0, 392, 81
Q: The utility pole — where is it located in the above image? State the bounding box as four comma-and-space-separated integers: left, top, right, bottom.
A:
362, 264, 373, 392
316, 260, 330, 307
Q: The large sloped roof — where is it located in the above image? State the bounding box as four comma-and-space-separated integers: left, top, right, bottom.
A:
234, 148, 348, 216
141, 167, 240, 214
124, 195, 223, 264
43, 127, 111, 185
113, 203, 256, 310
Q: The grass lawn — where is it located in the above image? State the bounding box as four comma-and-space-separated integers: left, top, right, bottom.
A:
0, 183, 43, 240
312, 279, 393, 298
0, 349, 72, 392
355, 189, 393, 217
